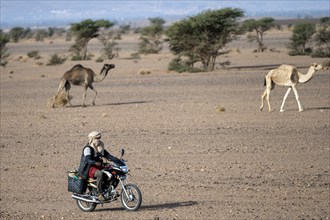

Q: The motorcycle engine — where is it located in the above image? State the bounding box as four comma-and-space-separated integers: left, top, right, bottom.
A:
104, 185, 116, 200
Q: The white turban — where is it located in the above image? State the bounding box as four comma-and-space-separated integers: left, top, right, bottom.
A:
88, 131, 101, 144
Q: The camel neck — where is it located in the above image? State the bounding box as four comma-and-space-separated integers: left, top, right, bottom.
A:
94, 68, 108, 82
298, 67, 315, 83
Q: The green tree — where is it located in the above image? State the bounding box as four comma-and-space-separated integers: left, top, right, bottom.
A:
70, 19, 114, 60
240, 17, 277, 52
288, 22, 316, 56
0, 30, 10, 67
9, 27, 25, 42
166, 8, 244, 72
138, 17, 165, 54
312, 17, 330, 57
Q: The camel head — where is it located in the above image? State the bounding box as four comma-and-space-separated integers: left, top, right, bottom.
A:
310, 63, 323, 71
101, 64, 115, 76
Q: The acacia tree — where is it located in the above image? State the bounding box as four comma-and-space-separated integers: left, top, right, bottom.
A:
138, 17, 165, 54
240, 17, 277, 52
288, 22, 316, 56
166, 8, 244, 72
70, 19, 113, 60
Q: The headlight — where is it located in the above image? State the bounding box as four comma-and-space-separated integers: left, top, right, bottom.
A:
120, 166, 128, 173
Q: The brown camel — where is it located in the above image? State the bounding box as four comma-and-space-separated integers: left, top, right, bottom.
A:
52, 64, 115, 107
260, 63, 323, 112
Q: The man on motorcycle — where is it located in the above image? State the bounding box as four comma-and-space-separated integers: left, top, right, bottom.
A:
78, 131, 121, 201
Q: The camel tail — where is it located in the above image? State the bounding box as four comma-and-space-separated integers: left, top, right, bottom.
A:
263, 77, 275, 90
56, 79, 70, 94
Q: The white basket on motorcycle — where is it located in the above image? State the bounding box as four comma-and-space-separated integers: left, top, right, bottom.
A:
67, 170, 87, 194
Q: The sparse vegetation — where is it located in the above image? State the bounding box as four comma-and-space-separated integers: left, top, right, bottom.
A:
311, 17, 330, 57
47, 54, 66, 65
0, 30, 10, 67
138, 17, 165, 54
27, 50, 41, 59
98, 29, 118, 60
168, 57, 197, 73
8, 27, 26, 42
137, 68, 151, 75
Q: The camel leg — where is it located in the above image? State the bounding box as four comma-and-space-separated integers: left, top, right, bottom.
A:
263, 76, 273, 112
265, 88, 272, 112
89, 85, 97, 106
260, 89, 267, 111
260, 76, 273, 112
64, 82, 72, 107
82, 86, 88, 107
280, 87, 292, 112
292, 86, 303, 111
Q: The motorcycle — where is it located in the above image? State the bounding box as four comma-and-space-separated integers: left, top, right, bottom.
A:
69, 149, 142, 212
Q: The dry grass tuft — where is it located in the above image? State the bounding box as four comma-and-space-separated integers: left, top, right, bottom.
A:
47, 91, 72, 108
138, 68, 151, 75
215, 104, 226, 112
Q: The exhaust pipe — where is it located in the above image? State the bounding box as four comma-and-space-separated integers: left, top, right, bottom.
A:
71, 194, 101, 204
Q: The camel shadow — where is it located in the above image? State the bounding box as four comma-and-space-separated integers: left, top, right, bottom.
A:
65, 100, 152, 108
304, 106, 330, 111
228, 64, 308, 70
278, 106, 330, 112
105, 100, 153, 106
95, 200, 198, 212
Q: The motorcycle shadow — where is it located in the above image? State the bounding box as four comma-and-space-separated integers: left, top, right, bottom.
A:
95, 200, 198, 212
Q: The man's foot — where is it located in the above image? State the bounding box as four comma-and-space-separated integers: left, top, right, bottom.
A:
98, 194, 105, 201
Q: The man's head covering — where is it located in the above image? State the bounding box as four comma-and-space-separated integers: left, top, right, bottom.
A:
88, 131, 101, 144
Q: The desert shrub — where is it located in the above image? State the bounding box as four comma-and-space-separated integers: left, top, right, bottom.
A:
138, 68, 151, 75
98, 30, 118, 60
47, 91, 72, 108
27, 50, 41, 59
95, 57, 104, 62
168, 58, 199, 73
34, 29, 48, 41
131, 53, 140, 60
311, 50, 330, 58
0, 31, 10, 67
47, 54, 66, 65
311, 17, 330, 58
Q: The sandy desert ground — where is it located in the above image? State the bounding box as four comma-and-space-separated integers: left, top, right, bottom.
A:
0, 30, 329, 219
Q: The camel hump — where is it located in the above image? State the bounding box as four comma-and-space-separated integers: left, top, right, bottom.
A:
277, 64, 296, 71
71, 64, 84, 70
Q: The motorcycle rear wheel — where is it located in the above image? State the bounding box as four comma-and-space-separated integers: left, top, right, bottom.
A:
76, 189, 97, 212
120, 183, 142, 211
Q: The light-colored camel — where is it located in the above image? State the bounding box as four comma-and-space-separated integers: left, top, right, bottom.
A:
52, 64, 115, 107
260, 63, 323, 112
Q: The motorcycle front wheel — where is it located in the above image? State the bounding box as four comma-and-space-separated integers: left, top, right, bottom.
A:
76, 189, 97, 212
120, 183, 142, 211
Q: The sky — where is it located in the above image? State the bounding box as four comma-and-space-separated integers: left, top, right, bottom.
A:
1, 0, 329, 28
